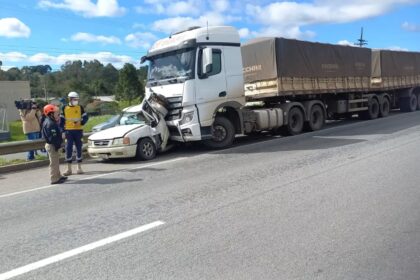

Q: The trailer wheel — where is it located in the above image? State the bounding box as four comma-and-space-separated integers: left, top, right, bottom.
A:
306, 104, 325, 131
136, 138, 156, 161
203, 116, 235, 149
400, 95, 417, 112
286, 107, 304, 135
360, 97, 379, 120
379, 97, 390, 118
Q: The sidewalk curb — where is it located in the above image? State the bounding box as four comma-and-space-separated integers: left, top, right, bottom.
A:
0, 153, 92, 174
0, 159, 50, 174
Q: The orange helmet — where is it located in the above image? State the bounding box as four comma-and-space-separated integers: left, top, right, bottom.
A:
43, 104, 58, 116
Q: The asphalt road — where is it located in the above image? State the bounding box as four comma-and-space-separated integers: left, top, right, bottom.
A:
1, 111, 420, 280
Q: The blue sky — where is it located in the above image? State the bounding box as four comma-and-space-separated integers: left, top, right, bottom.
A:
0, 0, 419, 71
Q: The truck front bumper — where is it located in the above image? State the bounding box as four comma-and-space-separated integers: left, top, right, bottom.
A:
88, 145, 137, 159
168, 122, 204, 142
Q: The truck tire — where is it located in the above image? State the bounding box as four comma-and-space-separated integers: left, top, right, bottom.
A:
400, 95, 417, 112
286, 107, 304, 135
306, 104, 325, 131
136, 138, 156, 161
360, 97, 379, 120
418, 94, 420, 110
203, 116, 235, 149
379, 97, 390, 118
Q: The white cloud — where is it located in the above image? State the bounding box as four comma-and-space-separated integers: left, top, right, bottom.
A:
38, 0, 126, 17
402, 21, 420, 32
152, 12, 239, 34
386, 46, 409, 51
337, 40, 353, 46
210, 0, 230, 12
238, 28, 250, 38
132, 23, 147, 29
136, 0, 204, 16
245, 0, 420, 39
0, 18, 31, 38
1, 51, 136, 69
125, 32, 158, 49
0, 52, 28, 62
71, 32, 121, 44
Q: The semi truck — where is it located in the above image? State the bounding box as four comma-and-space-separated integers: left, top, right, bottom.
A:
88, 25, 420, 160
145, 26, 420, 148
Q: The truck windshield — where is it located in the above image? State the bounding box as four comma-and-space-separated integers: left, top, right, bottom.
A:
147, 47, 195, 82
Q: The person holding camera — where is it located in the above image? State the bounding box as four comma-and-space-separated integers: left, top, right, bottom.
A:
19, 102, 42, 161
41, 104, 67, 184
61, 91, 88, 175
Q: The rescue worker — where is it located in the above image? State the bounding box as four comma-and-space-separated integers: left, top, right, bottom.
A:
61, 91, 88, 175
42, 104, 67, 184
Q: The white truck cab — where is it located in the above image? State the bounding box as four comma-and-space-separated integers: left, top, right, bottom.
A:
142, 26, 245, 148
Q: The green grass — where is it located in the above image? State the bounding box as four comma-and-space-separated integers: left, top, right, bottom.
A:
1, 115, 113, 143
0, 155, 48, 167
9, 121, 27, 142
83, 115, 113, 132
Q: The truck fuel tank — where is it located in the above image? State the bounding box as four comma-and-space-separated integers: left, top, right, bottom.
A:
253, 108, 284, 131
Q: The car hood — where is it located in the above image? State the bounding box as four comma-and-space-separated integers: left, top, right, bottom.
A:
89, 124, 145, 140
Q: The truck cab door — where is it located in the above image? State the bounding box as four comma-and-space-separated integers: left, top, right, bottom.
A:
195, 47, 227, 124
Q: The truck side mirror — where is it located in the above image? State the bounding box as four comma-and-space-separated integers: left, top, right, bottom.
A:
202, 47, 213, 75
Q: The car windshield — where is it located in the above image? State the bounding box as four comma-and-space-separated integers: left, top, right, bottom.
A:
119, 111, 148, 125
107, 115, 120, 123
147, 47, 195, 82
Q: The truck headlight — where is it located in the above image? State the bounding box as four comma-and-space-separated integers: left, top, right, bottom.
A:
112, 137, 130, 146
88, 140, 93, 146
180, 111, 194, 125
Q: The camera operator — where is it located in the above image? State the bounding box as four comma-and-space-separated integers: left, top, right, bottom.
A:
18, 101, 42, 161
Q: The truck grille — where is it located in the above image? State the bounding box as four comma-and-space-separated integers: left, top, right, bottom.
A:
165, 96, 183, 121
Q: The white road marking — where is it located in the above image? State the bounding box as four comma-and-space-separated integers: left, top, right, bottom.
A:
0, 221, 165, 280
0, 157, 187, 199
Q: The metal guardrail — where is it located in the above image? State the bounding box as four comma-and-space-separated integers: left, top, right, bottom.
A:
0, 133, 92, 156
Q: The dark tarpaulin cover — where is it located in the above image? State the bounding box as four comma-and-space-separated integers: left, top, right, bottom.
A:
372, 50, 420, 77
241, 37, 371, 83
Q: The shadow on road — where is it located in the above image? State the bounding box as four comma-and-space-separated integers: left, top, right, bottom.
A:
66, 177, 143, 185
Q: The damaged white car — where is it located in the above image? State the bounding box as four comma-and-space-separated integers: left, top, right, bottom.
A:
88, 93, 170, 161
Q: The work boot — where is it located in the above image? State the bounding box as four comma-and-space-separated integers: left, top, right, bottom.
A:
76, 163, 84, 174
63, 163, 72, 176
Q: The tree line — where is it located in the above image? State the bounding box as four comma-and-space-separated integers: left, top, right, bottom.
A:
0, 60, 148, 106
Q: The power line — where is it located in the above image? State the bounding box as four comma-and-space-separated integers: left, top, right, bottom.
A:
354, 27, 368, 47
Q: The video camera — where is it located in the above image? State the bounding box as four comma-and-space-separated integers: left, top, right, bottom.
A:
14, 100, 35, 110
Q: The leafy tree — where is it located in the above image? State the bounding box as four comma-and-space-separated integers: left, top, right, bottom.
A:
115, 63, 144, 105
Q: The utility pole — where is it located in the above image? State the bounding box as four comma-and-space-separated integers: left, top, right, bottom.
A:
355, 27, 368, 47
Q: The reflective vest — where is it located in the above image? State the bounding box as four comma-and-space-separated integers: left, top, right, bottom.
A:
64, 105, 83, 130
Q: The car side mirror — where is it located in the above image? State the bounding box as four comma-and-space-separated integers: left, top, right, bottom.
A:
202, 47, 213, 75
150, 120, 158, 127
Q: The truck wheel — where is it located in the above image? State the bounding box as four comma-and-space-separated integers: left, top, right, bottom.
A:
136, 138, 156, 161
417, 94, 420, 110
203, 116, 235, 149
379, 97, 390, 118
360, 97, 379, 120
286, 107, 304, 135
400, 95, 417, 112
306, 104, 325, 131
